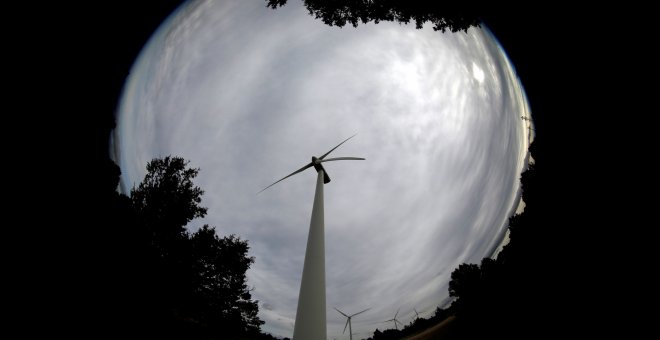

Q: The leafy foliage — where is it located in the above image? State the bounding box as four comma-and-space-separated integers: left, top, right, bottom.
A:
187, 226, 263, 336
125, 156, 263, 339
448, 263, 481, 299
131, 156, 207, 224
367, 144, 546, 339
266, 0, 483, 33
131, 156, 207, 253
442, 155, 547, 338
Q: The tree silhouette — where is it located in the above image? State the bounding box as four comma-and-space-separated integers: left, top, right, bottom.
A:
448, 263, 481, 300
187, 226, 263, 337
131, 156, 207, 222
131, 156, 207, 253
266, 0, 484, 33
441, 156, 553, 338
127, 156, 263, 339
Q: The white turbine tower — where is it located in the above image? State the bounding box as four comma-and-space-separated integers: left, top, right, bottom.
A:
260, 135, 364, 340
334, 307, 370, 340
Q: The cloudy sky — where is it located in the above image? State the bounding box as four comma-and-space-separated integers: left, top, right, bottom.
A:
113, 1, 532, 338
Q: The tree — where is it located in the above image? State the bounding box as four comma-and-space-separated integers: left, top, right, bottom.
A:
448, 263, 481, 299
266, 0, 484, 33
444, 163, 543, 338
129, 156, 263, 338
131, 156, 207, 255
188, 225, 264, 337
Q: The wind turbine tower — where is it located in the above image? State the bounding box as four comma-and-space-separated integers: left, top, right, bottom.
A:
260, 135, 364, 340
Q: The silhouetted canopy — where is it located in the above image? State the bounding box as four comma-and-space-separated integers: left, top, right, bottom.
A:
266, 0, 484, 32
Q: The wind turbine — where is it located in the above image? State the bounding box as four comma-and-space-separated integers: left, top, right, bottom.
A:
521, 115, 536, 131
383, 308, 404, 331
334, 307, 370, 340
260, 135, 365, 340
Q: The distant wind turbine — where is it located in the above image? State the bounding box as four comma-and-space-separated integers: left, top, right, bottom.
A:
521, 115, 536, 131
260, 135, 365, 340
383, 308, 404, 331
334, 307, 370, 340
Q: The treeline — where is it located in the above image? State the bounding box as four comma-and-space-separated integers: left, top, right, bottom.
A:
364, 141, 546, 339
98, 156, 280, 340
365, 307, 454, 340
442, 141, 547, 339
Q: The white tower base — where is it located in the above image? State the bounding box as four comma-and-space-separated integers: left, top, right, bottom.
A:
292, 170, 326, 339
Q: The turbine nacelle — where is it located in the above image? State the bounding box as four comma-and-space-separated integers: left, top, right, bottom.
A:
259, 135, 365, 193
311, 156, 330, 183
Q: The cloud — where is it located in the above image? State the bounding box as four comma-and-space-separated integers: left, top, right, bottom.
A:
114, 1, 531, 338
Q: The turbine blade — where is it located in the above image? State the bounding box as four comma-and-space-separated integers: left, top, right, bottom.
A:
394, 308, 400, 319
323, 169, 331, 184
334, 307, 348, 317
319, 134, 357, 160
258, 162, 313, 194
350, 308, 371, 317
343, 319, 349, 334
318, 157, 365, 163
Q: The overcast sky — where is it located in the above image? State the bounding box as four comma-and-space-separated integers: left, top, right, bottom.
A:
113, 1, 532, 338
